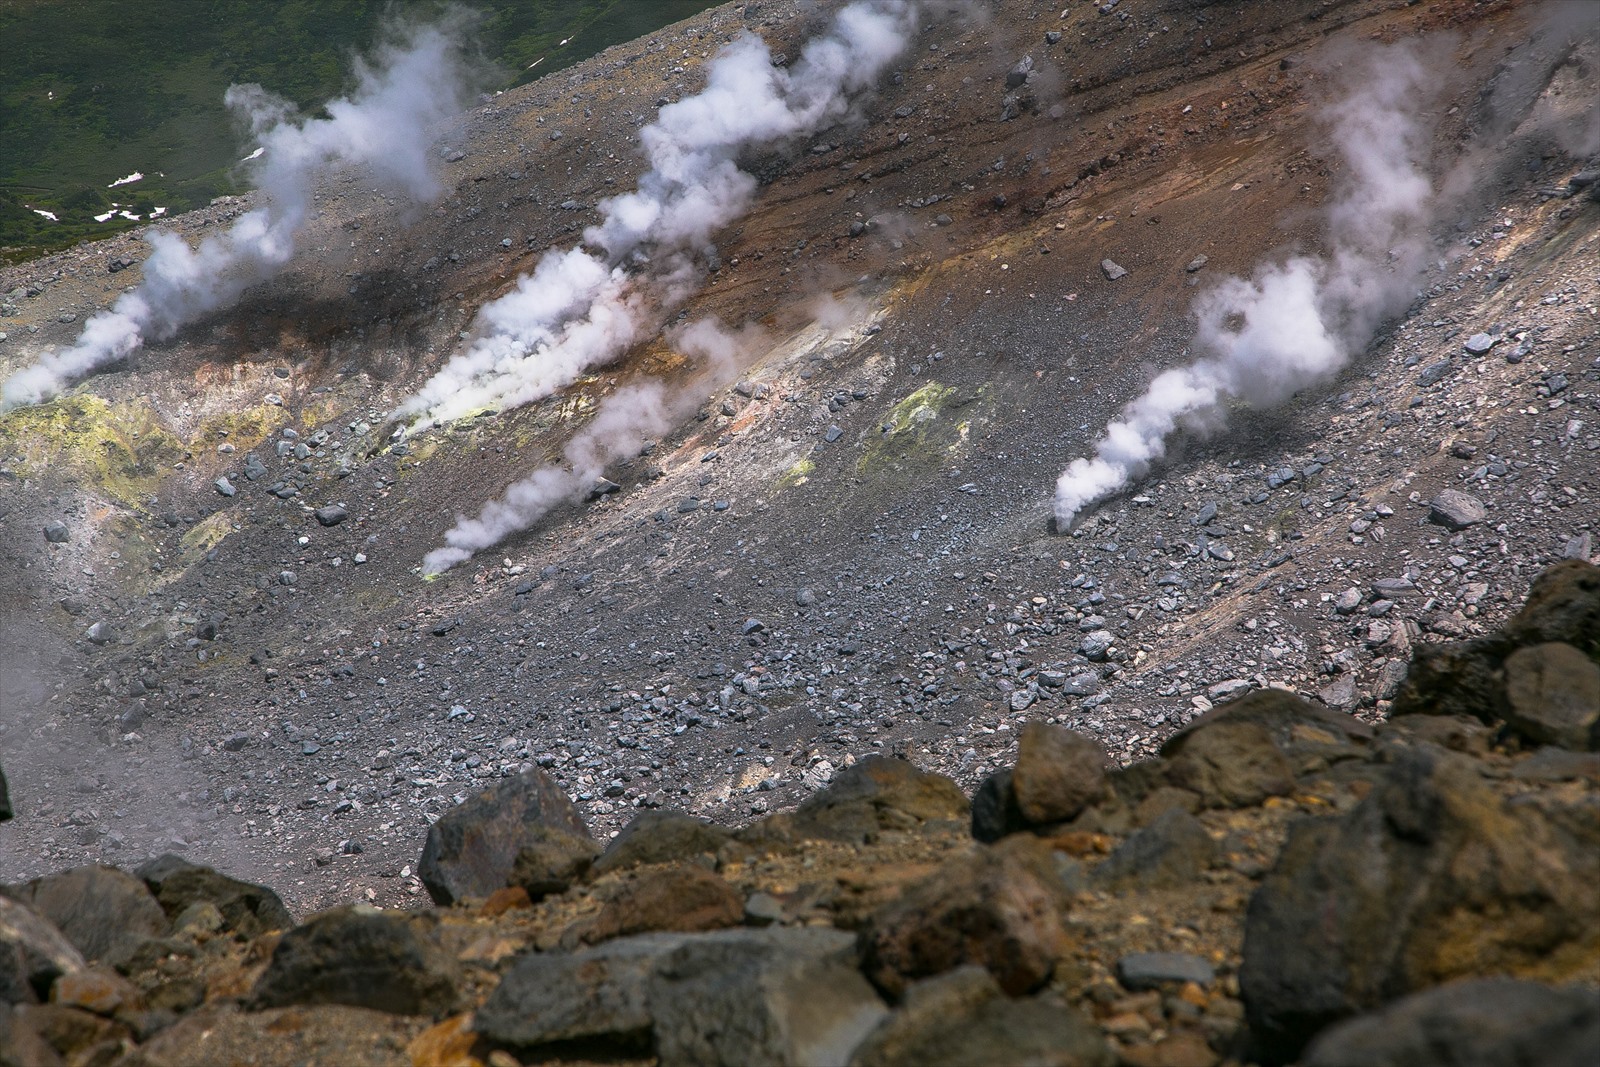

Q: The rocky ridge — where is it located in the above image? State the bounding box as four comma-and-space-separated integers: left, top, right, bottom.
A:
3, 559, 1597, 1065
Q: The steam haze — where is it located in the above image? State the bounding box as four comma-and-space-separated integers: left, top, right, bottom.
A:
0, 20, 472, 410
421, 317, 766, 575
1052, 42, 1441, 528
396, 0, 919, 429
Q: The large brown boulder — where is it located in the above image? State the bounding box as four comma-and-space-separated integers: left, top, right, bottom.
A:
251, 905, 460, 1018
1011, 723, 1110, 825
749, 757, 968, 847
1240, 747, 1600, 1063
417, 768, 591, 906
859, 835, 1075, 998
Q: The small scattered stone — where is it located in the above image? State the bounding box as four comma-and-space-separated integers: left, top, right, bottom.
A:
1101, 259, 1128, 280
1429, 488, 1487, 530
1115, 952, 1216, 991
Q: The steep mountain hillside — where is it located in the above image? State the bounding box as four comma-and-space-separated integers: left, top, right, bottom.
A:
1, 0, 1596, 922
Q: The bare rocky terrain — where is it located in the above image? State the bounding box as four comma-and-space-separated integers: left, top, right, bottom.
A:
3, 0, 1600, 1063
0, 0, 1596, 945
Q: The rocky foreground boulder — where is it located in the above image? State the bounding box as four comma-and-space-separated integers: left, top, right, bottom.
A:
1, 561, 1597, 1065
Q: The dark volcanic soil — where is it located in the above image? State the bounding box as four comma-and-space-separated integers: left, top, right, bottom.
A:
1, 0, 1597, 914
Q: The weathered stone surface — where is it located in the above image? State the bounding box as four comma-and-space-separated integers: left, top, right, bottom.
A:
1394, 561, 1600, 726
851, 964, 1111, 1066
1504, 643, 1600, 751
475, 927, 884, 1065
9, 1003, 126, 1066
135, 855, 292, 939
849, 967, 1002, 1066
1303, 979, 1600, 1067
860, 835, 1074, 997
585, 865, 743, 943
4, 865, 167, 964
781, 757, 968, 845
1163, 720, 1294, 808
1506, 560, 1600, 659
474, 935, 665, 1049
592, 810, 732, 875
418, 768, 591, 905
123, 1003, 427, 1067
507, 825, 600, 898
1429, 488, 1487, 530
1093, 809, 1216, 891
50, 965, 143, 1016
1, 897, 85, 1006
649, 927, 888, 1066
1240, 748, 1600, 1063
0, 762, 10, 822
1158, 694, 1369, 777
251, 904, 461, 1018
1012, 722, 1109, 825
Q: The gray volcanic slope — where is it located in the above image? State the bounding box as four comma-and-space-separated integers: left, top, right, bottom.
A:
1, 0, 1596, 913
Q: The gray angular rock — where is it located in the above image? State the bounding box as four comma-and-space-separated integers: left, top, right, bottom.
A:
1, 896, 85, 1005
313, 505, 349, 527
1503, 642, 1600, 751
4, 866, 167, 966
969, 768, 1025, 844
475, 927, 885, 1064
1100, 258, 1127, 280
1303, 979, 1600, 1067
1240, 748, 1600, 1063
42, 521, 69, 544
1115, 951, 1215, 991
1462, 331, 1497, 355
213, 477, 235, 497
251, 905, 460, 1018
418, 768, 592, 906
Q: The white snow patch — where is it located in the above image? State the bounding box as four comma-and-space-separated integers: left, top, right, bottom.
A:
118, 211, 142, 221
94, 211, 116, 222
241, 146, 265, 162
108, 172, 144, 188
31, 209, 58, 222
150, 206, 167, 217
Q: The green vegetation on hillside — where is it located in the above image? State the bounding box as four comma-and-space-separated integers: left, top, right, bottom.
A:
0, 0, 717, 263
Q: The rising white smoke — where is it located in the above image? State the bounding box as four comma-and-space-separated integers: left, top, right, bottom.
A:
421, 317, 765, 574
0, 21, 471, 410
396, 0, 917, 429
1052, 42, 1438, 528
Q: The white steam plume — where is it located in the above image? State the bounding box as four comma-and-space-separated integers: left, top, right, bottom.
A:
1, 21, 470, 410
396, 0, 917, 429
421, 317, 764, 575
1052, 42, 1438, 528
